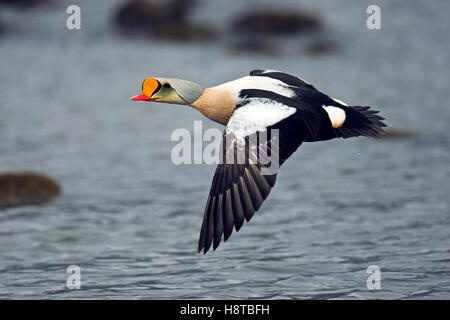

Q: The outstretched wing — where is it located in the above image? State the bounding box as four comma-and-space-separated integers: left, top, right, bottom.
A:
198, 131, 277, 254
198, 98, 317, 254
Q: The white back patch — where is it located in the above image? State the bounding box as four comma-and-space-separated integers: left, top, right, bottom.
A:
226, 98, 297, 140
322, 105, 346, 128
216, 76, 296, 103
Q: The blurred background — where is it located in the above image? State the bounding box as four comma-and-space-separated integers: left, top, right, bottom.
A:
0, 0, 449, 299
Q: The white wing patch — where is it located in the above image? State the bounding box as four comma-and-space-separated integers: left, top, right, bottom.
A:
216, 76, 296, 102
322, 105, 346, 128
226, 98, 297, 140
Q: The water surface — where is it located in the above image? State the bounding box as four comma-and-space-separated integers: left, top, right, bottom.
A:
0, 0, 449, 299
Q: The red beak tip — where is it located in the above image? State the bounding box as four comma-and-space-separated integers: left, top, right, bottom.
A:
130, 93, 152, 101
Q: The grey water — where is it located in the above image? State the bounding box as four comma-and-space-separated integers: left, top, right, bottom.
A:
0, 0, 449, 299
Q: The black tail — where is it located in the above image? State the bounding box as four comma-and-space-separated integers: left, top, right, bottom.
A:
334, 106, 387, 138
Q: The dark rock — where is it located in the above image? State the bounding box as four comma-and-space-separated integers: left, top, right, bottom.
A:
0, 172, 61, 209
381, 128, 419, 139
231, 9, 322, 36
115, 0, 194, 29
152, 23, 217, 42
303, 40, 342, 55
114, 0, 217, 41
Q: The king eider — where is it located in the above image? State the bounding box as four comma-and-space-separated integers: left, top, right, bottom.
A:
130, 69, 386, 253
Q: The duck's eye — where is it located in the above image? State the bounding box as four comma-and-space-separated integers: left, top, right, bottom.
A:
163, 83, 171, 89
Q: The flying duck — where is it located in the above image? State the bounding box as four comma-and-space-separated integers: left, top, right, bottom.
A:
130, 70, 386, 253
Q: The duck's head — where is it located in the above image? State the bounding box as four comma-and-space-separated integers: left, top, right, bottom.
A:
130, 77, 205, 105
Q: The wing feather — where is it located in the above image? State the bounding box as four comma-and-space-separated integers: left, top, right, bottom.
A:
198, 100, 310, 253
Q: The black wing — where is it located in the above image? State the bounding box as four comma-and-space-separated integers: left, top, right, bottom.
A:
198, 132, 277, 254
198, 100, 317, 254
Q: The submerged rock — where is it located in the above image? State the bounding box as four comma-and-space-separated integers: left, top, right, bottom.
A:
227, 7, 325, 55
231, 9, 322, 36
303, 40, 342, 55
114, 0, 216, 41
115, 0, 193, 29
0, 172, 61, 209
